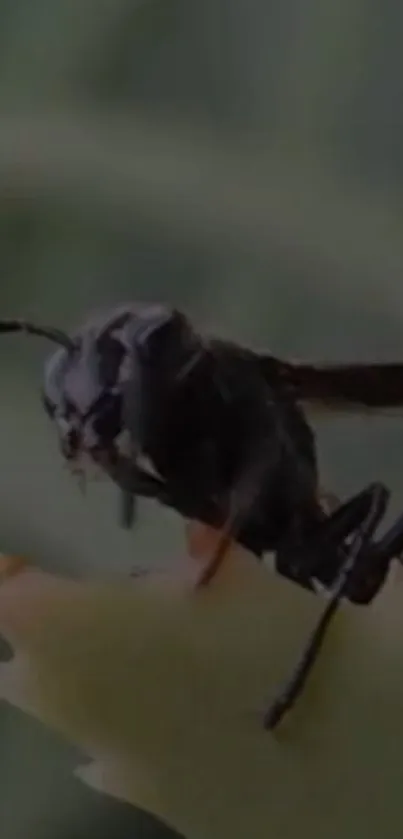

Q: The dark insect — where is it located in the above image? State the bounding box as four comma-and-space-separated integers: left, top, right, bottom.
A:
2, 304, 403, 731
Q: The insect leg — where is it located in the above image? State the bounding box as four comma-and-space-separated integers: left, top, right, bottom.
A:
119, 490, 137, 529
275, 482, 389, 591
372, 509, 403, 566
344, 506, 403, 602
264, 483, 389, 731
314, 483, 388, 547
195, 440, 280, 589
312, 484, 403, 605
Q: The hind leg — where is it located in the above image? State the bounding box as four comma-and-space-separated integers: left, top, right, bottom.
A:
266, 482, 392, 730
313, 483, 403, 605
274, 482, 390, 596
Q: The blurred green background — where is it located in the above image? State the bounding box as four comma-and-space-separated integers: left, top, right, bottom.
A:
1, 0, 403, 836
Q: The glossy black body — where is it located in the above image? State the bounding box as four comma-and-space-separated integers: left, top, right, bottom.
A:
87, 309, 390, 604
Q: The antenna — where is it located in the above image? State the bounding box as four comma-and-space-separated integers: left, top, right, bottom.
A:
0, 319, 74, 351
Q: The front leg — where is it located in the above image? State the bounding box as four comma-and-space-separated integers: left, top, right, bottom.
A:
94, 450, 166, 530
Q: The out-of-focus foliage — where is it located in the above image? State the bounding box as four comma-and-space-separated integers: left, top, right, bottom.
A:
0, 0, 402, 837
